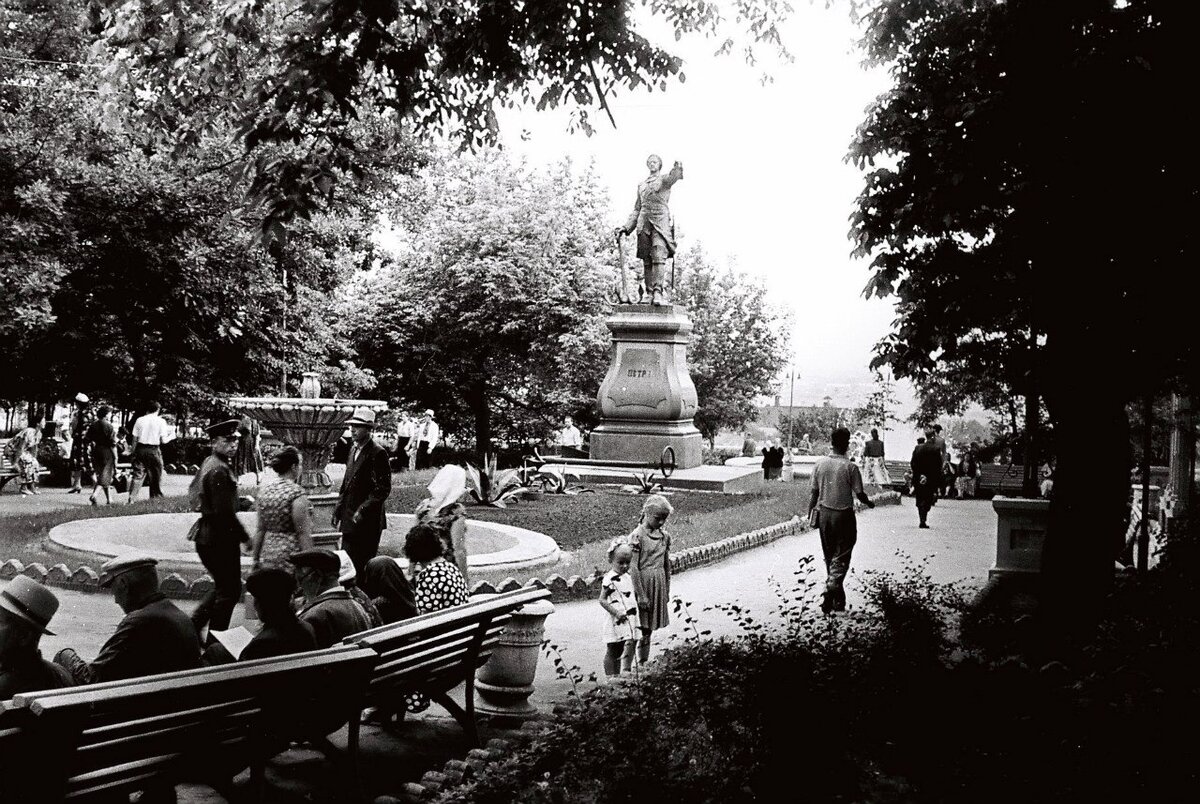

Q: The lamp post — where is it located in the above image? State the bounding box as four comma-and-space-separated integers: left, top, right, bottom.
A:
785, 366, 796, 452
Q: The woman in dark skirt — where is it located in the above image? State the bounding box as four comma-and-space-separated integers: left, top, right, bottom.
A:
86, 406, 118, 505
232, 416, 264, 484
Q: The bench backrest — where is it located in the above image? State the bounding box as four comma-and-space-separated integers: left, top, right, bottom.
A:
2, 645, 378, 801
347, 587, 550, 703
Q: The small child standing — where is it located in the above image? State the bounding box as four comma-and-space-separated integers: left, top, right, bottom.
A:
599, 543, 639, 677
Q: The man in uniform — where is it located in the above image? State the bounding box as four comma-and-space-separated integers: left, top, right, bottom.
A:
615, 154, 684, 306
290, 549, 372, 648
0, 576, 74, 697
335, 407, 392, 575
189, 418, 252, 635
54, 553, 201, 683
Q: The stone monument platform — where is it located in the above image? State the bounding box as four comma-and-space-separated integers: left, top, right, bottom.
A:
589, 304, 704, 469
536, 462, 763, 493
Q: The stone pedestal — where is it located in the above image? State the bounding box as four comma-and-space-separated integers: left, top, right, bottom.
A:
990, 497, 1050, 579
590, 304, 703, 469
475, 598, 555, 721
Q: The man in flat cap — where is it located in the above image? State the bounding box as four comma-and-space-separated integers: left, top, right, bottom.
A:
54, 553, 201, 683
0, 576, 74, 697
333, 407, 392, 577
188, 418, 252, 636
290, 549, 372, 648
239, 567, 317, 661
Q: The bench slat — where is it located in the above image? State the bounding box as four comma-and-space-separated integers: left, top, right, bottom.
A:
351, 588, 548, 646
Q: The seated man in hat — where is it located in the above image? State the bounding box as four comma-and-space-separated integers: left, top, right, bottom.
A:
54, 553, 202, 683
0, 576, 74, 697
240, 567, 318, 661
333, 407, 392, 577
290, 549, 372, 649
188, 418, 252, 636
335, 549, 383, 628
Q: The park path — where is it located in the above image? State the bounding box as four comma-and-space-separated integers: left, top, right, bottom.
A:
4, 495, 999, 801
531, 496, 995, 704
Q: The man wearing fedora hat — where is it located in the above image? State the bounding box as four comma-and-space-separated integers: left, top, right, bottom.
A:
406, 409, 440, 471
188, 419, 252, 636
53, 553, 201, 684
0, 576, 74, 697
334, 407, 392, 577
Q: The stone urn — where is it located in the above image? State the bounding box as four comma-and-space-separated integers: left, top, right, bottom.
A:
474, 598, 555, 721
299, 371, 322, 399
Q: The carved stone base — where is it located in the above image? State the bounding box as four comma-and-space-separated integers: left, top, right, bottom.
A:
593, 305, 702, 470
589, 421, 703, 469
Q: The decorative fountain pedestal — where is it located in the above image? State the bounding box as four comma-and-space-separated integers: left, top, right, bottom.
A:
229, 390, 388, 547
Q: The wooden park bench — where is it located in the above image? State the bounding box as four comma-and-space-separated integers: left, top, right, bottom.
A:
344, 586, 552, 753
0, 644, 379, 802
882, 459, 911, 493
0, 453, 50, 493
977, 463, 1026, 497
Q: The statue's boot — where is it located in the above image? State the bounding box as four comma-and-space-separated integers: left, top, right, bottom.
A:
651, 287, 667, 306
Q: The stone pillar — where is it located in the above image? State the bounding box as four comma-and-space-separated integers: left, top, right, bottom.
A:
990, 496, 1050, 579
474, 599, 555, 721
589, 304, 703, 469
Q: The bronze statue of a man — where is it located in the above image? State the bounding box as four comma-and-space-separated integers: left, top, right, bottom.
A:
614, 154, 684, 306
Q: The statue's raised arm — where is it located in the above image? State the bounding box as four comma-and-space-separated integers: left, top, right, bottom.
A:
616, 154, 683, 307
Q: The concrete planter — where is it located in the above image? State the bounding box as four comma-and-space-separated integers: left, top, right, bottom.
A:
990, 496, 1051, 579
475, 598, 555, 721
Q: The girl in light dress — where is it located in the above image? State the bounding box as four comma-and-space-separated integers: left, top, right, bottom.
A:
610, 494, 673, 665
599, 542, 639, 677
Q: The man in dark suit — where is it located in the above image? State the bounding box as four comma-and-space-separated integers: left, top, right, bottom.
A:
54, 553, 202, 683
240, 567, 317, 661
290, 549, 373, 648
333, 407, 392, 576
911, 428, 945, 529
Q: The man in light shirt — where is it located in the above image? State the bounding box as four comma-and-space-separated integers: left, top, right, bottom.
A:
127, 400, 170, 503
406, 409, 440, 470
557, 416, 584, 456
807, 427, 876, 614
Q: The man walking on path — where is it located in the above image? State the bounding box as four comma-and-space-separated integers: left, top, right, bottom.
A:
188, 419, 252, 635
807, 427, 875, 613
334, 408, 392, 576
911, 428, 944, 529
127, 401, 170, 502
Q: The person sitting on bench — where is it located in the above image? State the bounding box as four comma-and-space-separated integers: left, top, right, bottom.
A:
55, 553, 202, 683
241, 567, 318, 661
0, 576, 74, 697
290, 549, 372, 649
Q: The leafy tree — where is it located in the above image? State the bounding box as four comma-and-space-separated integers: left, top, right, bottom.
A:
850, 0, 1197, 618
675, 246, 791, 448
89, 0, 793, 234
341, 151, 614, 454
855, 370, 901, 431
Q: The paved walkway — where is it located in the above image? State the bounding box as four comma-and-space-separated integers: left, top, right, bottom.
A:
5, 496, 998, 801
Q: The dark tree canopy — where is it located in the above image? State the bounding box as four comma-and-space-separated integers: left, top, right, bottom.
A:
850, 0, 1197, 614
90, 0, 792, 235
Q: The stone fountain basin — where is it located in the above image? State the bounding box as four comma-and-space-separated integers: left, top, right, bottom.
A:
49, 513, 559, 573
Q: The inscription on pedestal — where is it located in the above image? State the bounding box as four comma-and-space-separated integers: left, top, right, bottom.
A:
606, 348, 668, 411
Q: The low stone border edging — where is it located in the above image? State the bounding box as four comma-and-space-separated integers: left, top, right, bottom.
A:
4, 491, 900, 602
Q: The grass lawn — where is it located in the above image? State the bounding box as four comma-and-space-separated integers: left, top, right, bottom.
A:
0, 469, 812, 587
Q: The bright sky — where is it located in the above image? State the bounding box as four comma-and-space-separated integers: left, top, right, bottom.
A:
495, 2, 896, 398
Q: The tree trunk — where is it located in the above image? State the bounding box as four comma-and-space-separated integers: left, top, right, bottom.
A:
1040, 337, 1130, 630
470, 377, 491, 463
1022, 389, 1040, 497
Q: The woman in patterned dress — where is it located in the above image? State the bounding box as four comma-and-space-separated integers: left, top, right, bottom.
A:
610, 494, 673, 665
252, 446, 313, 571
86, 406, 118, 505
403, 522, 469, 712
67, 394, 93, 493
13, 416, 44, 496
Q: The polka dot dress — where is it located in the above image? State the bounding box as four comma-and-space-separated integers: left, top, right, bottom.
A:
404, 559, 470, 712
